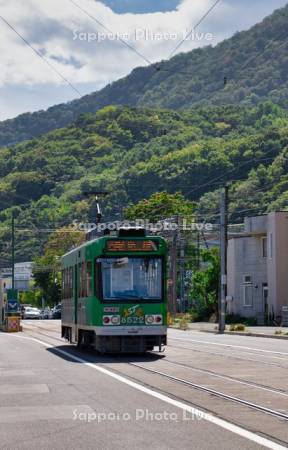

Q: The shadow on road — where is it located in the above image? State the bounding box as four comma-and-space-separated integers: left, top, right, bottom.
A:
47, 345, 165, 364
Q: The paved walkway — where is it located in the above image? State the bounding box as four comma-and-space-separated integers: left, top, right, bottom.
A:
187, 322, 288, 336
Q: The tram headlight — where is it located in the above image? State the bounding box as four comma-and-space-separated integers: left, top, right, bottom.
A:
103, 316, 111, 325
145, 315, 155, 324
111, 315, 120, 325
145, 315, 162, 325
103, 315, 120, 326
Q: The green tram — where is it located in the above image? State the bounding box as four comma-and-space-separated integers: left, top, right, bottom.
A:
61, 229, 168, 353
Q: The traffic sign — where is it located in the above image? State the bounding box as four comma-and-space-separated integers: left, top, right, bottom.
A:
7, 299, 19, 312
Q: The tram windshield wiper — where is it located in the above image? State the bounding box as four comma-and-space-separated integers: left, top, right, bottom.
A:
114, 293, 142, 299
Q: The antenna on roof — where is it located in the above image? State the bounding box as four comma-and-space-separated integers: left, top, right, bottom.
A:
83, 191, 109, 224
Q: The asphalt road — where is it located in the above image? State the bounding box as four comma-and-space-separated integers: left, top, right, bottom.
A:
0, 321, 287, 450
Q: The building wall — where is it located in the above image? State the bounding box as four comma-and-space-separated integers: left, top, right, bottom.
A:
267, 212, 288, 316
227, 236, 267, 320
228, 212, 288, 322
244, 216, 267, 233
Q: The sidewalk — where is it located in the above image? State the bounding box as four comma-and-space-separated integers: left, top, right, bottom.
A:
186, 322, 288, 339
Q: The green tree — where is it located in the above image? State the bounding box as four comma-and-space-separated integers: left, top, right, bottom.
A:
33, 228, 85, 306
190, 248, 220, 320
124, 191, 195, 222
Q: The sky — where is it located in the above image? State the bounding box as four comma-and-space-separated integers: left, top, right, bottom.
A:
0, 0, 287, 121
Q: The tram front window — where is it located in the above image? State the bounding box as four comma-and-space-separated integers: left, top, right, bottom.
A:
98, 257, 162, 301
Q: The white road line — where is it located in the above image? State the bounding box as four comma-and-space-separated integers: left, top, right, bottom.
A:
169, 337, 288, 356
13, 335, 287, 450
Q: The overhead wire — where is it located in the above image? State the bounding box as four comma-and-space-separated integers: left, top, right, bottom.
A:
0, 15, 82, 97
67, 0, 153, 66
169, 0, 222, 58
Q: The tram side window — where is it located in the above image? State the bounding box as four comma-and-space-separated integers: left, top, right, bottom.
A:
62, 268, 73, 299
62, 270, 65, 299
94, 260, 101, 298
86, 261, 92, 297
78, 262, 92, 298
78, 263, 83, 297
68, 267, 73, 298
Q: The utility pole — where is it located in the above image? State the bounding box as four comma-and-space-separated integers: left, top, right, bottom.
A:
179, 234, 185, 313
11, 210, 15, 293
219, 185, 229, 333
197, 232, 200, 269
167, 216, 179, 315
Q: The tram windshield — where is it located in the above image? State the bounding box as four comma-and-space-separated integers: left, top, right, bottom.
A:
98, 257, 163, 301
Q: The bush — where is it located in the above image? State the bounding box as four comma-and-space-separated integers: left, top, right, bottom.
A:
179, 316, 189, 330
226, 314, 257, 326
230, 323, 246, 332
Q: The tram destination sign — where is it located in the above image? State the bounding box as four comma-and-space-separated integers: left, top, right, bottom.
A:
106, 240, 158, 252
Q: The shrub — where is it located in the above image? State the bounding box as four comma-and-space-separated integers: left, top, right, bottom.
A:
230, 323, 246, 332
179, 316, 189, 330
226, 314, 257, 326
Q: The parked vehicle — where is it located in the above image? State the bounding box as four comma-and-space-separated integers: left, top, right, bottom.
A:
40, 309, 52, 320
52, 304, 62, 319
21, 304, 32, 319
23, 307, 41, 320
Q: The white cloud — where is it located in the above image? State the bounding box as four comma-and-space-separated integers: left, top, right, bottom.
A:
0, 0, 286, 118
0, 0, 216, 87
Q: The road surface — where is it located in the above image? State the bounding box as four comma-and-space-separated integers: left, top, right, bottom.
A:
0, 321, 287, 450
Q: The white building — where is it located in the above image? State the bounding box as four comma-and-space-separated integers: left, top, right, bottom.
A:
0, 262, 33, 293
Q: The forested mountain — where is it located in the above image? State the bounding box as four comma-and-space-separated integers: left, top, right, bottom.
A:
1, 102, 288, 262
0, 4, 287, 147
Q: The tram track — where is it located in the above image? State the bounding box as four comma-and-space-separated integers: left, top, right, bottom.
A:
128, 362, 288, 422
168, 342, 288, 369
153, 358, 288, 397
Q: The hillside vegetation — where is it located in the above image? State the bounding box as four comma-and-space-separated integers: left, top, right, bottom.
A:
0, 4, 287, 146
1, 102, 288, 262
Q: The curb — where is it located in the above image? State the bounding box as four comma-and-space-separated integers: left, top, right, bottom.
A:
197, 329, 288, 340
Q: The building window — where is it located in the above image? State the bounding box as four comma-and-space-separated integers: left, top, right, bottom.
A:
243, 274, 252, 284
262, 237, 267, 258
269, 233, 273, 259
243, 285, 253, 307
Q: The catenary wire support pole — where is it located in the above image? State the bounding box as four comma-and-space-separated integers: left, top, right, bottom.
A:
179, 232, 185, 313
169, 215, 179, 315
11, 210, 15, 293
219, 185, 229, 333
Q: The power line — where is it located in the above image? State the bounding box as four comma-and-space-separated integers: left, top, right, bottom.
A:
169, 0, 222, 58
183, 152, 280, 198
152, 17, 288, 91
68, 0, 153, 66
0, 15, 82, 97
